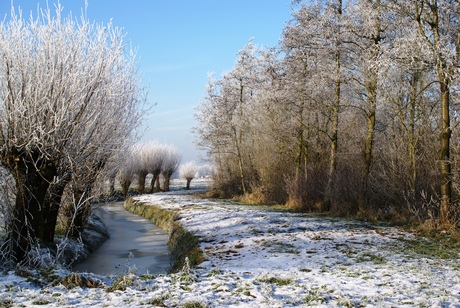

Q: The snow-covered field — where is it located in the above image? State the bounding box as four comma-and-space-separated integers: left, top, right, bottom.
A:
1, 180, 460, 307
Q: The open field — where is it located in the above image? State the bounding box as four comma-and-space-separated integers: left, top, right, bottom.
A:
1, 180, 459, 307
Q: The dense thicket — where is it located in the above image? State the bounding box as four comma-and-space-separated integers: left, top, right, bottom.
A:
194, 0, 460, 226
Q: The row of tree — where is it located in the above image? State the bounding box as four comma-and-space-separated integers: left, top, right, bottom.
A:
194, 0, 460, 226
115, 141, 181, 195
0, 5, 146, 265
113, 141, 210, 195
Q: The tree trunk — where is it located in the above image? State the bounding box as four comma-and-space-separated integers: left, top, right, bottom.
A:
155, 176, 161, 192
325, 46, 342, 207
360, 72, 377, 212
325, 0, 343, 210
38, 174, 71, 243
186, 178, 192, 190
295, 111, 306, 181
232, 126, 247, 195
163, 174, 171, 192
137, 172, 147, 194
412, 0, 455, 225
407, 71, 421, 195
120, 179, 131, 196
361, 107, 376, 210
439, 82, 451, 225
108, 176, 115, 196
4, 152, 55, 262
147, 171, 161, 193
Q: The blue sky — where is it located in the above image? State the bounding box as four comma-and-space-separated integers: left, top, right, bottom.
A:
1, 1, 293, 163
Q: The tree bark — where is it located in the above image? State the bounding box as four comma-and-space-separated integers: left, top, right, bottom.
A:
120, 179, 131, 196
359, 69, 377, 212
439, 82, 451, 225
325, 27, 342, 207
295, 111, 306, 181
38, 174, 71, 243
4, 151, 55, 262
108, 176, 115, 196
186, 178, 192, 190
155, 176, 161, 192
147, 170, 161, 193
359, 0, 380, 211
163, 174, 171, 192
232, 126, 247, 195
137, 172, 148, 194
406, 71, 422, 195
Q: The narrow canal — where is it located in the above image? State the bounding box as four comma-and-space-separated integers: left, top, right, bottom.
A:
72, 202, 171, 276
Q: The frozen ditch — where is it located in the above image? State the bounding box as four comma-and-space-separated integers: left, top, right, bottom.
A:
72, 201, 171, 276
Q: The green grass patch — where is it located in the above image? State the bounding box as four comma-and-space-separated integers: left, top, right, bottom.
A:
124, 198, 179, 231
400, 228, 460, 259
181, 301, 209, 308
257, 276, 293, 286
404, 236, 460, 259
261, 240, 300, 254
144, 295, 169, 306
355, 252, 386, 264
169, 222, 205, 271
304, 288, 327, 305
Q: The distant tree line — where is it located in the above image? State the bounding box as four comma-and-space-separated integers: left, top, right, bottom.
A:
115, 141, 184, 196
194, 0, 460, 227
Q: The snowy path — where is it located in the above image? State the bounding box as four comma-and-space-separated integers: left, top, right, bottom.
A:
1, 187, 460, 307
135, 192, 460, 307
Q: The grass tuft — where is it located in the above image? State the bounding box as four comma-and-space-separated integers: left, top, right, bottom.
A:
106, 274, 136, 292
403, 229, 460, 259
31, 298, 50, 305
0, 298, 14, 308
356, 252, 386, 264
258, 276, 293, 286
181, 301, 209, 308
60, 273, 102, 289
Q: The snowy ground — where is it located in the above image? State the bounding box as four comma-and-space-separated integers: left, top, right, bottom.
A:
1, 179, 460, 307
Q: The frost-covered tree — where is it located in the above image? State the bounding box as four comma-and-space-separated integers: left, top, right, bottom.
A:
116, 146, 138, 197
281, 0, 350, 208
143, 141, 167, 193
132, 143, 150, 194
0, 4, 145, 263
388, 0, 460, 223
179, 162, 199, 190
194, 0, 460, 225
344, 0, 391, 209
195, 41, 262, 196
161, 145, 182, 192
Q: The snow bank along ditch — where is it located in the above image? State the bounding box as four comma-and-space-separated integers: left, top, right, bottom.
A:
123, 197, 204, 272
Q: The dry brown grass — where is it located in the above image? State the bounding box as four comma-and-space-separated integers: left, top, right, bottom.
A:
60, 273, 102, 289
